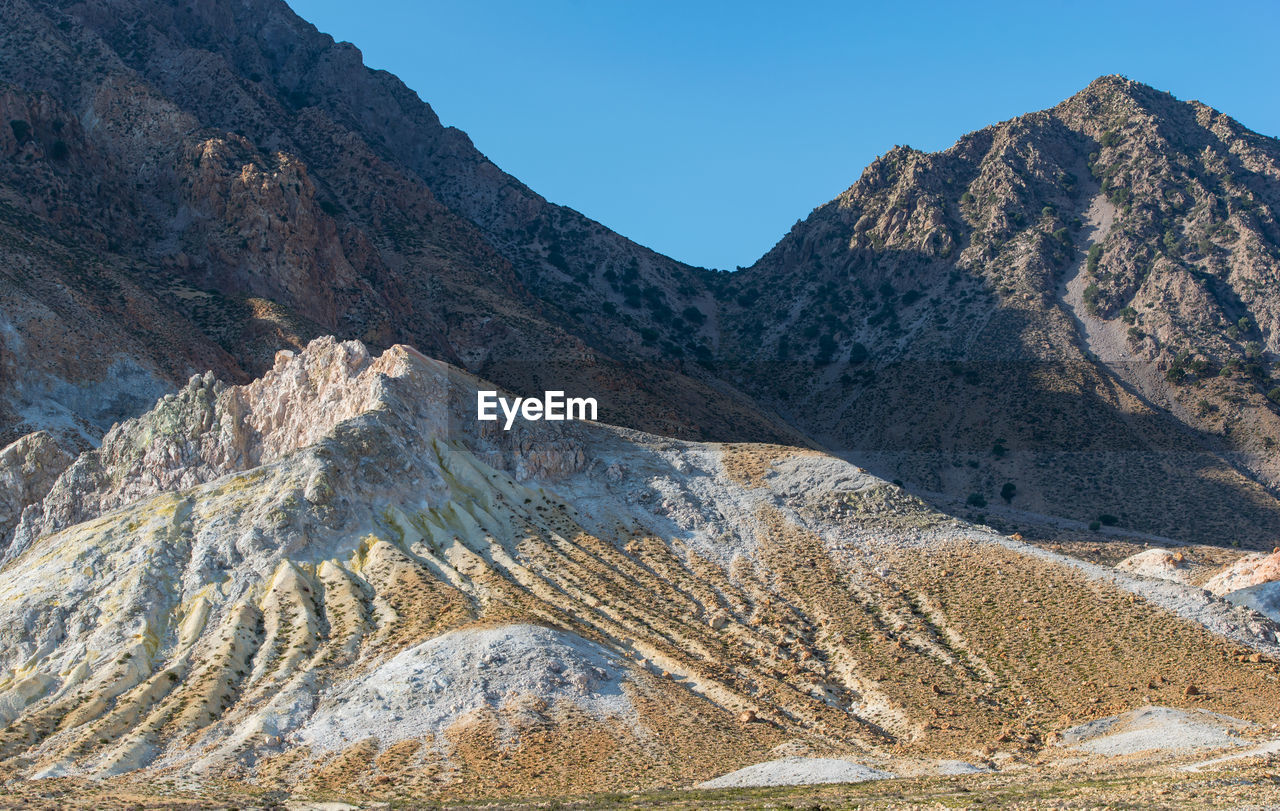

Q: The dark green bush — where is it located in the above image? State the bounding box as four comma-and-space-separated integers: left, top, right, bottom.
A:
1086, 244, 1103, 274
1082, 283, 1101, 315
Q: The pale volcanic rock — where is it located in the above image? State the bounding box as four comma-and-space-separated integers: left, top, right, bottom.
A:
4, 336, 586, 564
1115, 548, 1192, 584
296, 624, 633, 751
1205, 550, 1280, 596
1059, 706, 1254, 756
697, 757, 894, 788
0, 431, 71, 551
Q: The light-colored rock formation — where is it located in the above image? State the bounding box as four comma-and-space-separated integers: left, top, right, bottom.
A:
1058, 706, 1255, 756
1205, 550, 1280, 596
0, 431, 71, 552
1116, 548, 1192, 584
697, 756, 894, 788
1225, 582, 1280, 624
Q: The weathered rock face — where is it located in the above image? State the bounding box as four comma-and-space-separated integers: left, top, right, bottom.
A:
721, 76, 1280, 544
0, 338, 1277, 802
2, 336, 586, 563
1205, 549, 1280, 596
1116, 548, 1191, 584
0, 431, 71, 547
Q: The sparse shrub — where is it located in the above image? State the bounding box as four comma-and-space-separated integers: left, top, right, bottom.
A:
960, 191, 974, 205
1082, 283, 1101, 316
1089, 520, 1102, 531
1098, 514, 1118, 526
1000, 482, 1016, 503
966, 493, 987, 508
1119, 306, 1137, 324
681, 305, 706, 326
1268, 387, 1280, 404
1187, 356, 1211, 376
1086, 244, 1103, 274
9, 120, 30, 143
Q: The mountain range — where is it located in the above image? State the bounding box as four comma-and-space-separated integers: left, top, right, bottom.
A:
2, 0, 1280, 805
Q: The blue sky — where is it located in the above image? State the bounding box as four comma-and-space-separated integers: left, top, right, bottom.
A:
288, 0, 1280, 270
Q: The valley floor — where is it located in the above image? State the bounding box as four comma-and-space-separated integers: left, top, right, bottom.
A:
4, 756, 1280, 809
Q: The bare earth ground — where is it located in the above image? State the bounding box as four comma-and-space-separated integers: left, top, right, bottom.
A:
3, 756, 1280, 809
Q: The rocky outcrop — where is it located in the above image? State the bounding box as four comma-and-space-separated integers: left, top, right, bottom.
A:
1205, 549, 1280, 596
1116, 548, 1192, 584
0, 431, 71, 553
3, 336, 588, 565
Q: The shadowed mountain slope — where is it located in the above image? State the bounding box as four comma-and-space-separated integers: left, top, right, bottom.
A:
1, 1, 1278, 543
720, 77, 1280, 544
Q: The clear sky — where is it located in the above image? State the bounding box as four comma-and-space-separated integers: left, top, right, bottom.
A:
287, 0, 1280, 271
